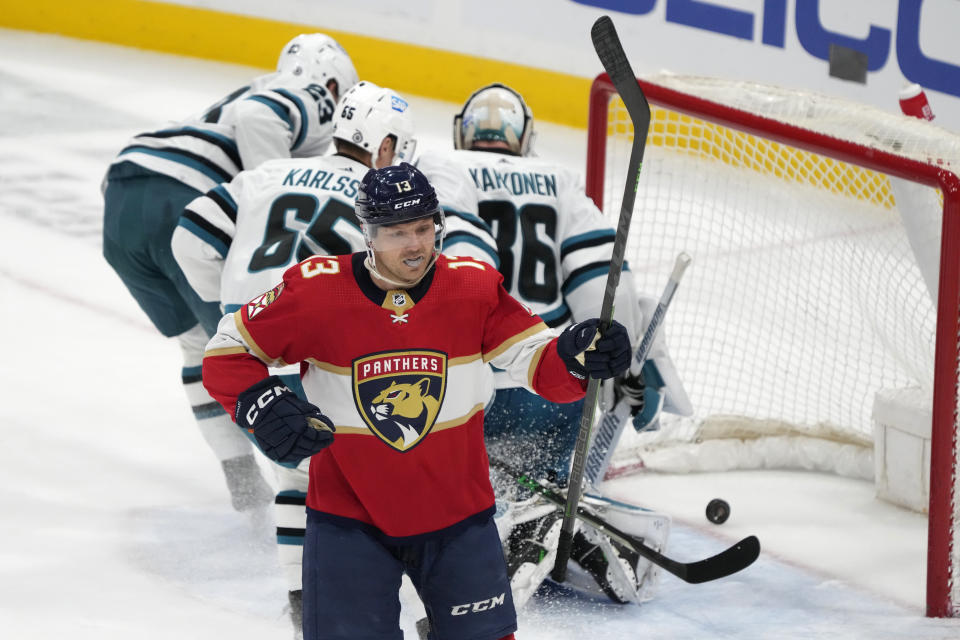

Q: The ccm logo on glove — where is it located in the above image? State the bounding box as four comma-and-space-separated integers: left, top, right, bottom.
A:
236, 376, 335, 464
242, 382, 288, 427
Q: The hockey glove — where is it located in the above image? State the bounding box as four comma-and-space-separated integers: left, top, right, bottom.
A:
614, 368, 666, 433
614, 372, 646, 415
557, 318, 632, 380
236, 376, 335, 464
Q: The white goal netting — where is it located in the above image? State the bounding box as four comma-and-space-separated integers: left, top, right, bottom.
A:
588, 72, 960, 616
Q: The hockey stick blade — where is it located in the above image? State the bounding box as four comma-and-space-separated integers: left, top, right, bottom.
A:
493, 458, 761, 584
666, 535, 761, 584
554, 14, 653, 584
591, 16, 651, 155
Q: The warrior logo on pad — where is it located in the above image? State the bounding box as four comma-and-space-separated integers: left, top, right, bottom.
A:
353, 350, 447, 452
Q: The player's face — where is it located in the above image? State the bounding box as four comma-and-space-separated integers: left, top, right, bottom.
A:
370, 218, 437, 286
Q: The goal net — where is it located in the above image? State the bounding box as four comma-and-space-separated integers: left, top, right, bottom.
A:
586, 72, 960, 616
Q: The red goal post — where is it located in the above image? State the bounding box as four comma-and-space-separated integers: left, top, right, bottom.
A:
586, 72, 960, 617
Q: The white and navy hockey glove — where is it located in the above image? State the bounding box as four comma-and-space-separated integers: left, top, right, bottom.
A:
615, 366, 667, 433
615, 372, 646, 414
236, 376, 335, 464
557, 318, 632, 380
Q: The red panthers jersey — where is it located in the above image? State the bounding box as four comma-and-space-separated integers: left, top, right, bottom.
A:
203, 252, 585, 540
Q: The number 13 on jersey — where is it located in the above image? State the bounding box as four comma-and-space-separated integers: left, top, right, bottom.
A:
301, 256, 340, 278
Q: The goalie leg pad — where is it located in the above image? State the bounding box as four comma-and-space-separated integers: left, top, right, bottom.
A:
574, 494, 672, 604
494, 492, 566, 608
572, 526, 641, 603
505, 510, 567, 609
494, 494, 559, 545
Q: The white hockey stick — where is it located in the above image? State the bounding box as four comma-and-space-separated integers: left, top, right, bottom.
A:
584, 252, 691, 488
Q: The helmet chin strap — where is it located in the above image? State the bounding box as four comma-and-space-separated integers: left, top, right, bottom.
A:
363, 250, 439, 289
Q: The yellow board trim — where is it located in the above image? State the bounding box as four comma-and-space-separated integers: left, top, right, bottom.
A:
0, 0, 592, 128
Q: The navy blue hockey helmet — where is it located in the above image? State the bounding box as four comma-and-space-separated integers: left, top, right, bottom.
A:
355, 162, 442, 226
355, 163, 446, 285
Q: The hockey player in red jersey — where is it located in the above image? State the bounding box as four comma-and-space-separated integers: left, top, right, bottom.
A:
173, 81, 500, 635
202, 162, 632, 640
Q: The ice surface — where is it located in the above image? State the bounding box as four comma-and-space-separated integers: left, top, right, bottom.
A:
1, 27, 959, 639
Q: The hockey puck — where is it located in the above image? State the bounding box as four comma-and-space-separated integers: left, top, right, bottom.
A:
706, 498, 730, 524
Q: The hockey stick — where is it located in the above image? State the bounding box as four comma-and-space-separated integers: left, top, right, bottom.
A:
492, 458, 761, 585
584, 252, 692, 487
553, 14, 653, 583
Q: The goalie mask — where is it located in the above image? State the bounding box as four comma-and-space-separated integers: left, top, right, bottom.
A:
453, 83, 535, 156
333, 81, 417, 167
355, 163, 445, 286
276, 33, 359, 100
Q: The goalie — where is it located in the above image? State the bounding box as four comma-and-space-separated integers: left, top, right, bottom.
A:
417, 83, 694, 608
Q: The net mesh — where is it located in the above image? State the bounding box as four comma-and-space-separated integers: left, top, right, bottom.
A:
591, 72, 960, 614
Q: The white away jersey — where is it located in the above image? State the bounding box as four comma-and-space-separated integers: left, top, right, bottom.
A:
108, 73, 337, 194
415, 151, 499, 269
422, 149, 642, 339
173, 154, 500, 311
173, 154, 367, 311
420, 150, 642, 390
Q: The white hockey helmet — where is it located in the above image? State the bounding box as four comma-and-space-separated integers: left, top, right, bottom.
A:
453, 83, 535, 156
332, 81, 417, 167
276, 33, 359, 99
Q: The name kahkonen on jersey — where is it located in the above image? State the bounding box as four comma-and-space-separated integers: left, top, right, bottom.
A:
468, 168, 558, 197
352, 351, 448, 452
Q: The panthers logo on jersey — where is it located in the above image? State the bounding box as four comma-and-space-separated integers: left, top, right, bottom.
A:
353, 350, 447, 452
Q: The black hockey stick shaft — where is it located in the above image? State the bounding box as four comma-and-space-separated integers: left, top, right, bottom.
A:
553, 14, 653, 583
492, 458, 761, 584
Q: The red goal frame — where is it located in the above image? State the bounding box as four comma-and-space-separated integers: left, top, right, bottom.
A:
585, 72, 960, 617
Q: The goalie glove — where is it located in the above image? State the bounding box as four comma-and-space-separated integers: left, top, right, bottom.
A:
236, 376, 335, 464
557, 318, 632, 380
614, 366, 665, 433
615, 372, 645, 414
